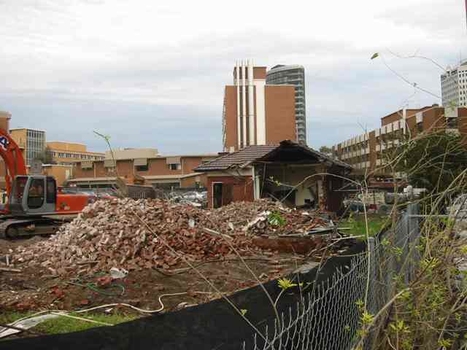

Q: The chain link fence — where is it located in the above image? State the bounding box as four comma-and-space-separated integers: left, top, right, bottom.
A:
240, 204, 421, 350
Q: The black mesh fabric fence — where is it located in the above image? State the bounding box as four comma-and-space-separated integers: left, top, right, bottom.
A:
1, 205, 420, 350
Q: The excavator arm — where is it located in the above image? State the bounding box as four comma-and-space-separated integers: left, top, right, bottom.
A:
0, 128, 27, 195
0, 129, 93, 238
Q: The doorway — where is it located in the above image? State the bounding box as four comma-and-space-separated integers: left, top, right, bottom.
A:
212, 182, 223, 208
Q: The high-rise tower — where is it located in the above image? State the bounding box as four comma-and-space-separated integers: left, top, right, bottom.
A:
222, 60, 296, 152
267, 65, 307, 144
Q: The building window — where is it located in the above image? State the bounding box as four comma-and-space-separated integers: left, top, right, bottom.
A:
168, 163, 181, 170
417, 122, 423, 133
135, 165, 149, 172
447, 118, 458, 129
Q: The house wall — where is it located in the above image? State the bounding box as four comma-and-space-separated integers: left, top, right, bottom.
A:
325, 175, 345, 212
261, 164, 346, 211
206, 175, 254, 208
262, 165, 319, 207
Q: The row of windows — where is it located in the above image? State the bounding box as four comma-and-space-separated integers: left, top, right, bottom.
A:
341, 140, 370, 154
26, 133, 46, 164
26, 130, 45, 139
338, 121, 459, 158
53, 151, 104, 160
84, 163, 183, 172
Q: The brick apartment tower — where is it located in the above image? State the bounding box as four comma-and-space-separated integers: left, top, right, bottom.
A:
222, 60, 296, 152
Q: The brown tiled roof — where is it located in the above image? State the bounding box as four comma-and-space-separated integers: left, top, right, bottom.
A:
261, 140, 353, 169
195, 145, 277, 171
195, 140, 352, 172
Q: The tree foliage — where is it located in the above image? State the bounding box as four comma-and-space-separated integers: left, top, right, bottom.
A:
319, 145, 332, 156
33, 146, 55, 164
397, 132, 467, 192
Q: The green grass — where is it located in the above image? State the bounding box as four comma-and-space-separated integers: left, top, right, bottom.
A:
339, 214, 388, 238
0, 311, 138, 336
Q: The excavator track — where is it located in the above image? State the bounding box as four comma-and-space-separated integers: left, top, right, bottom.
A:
0, 217, 63, 238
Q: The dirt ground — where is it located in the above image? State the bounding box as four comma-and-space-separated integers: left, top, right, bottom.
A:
0, 237, 313, 314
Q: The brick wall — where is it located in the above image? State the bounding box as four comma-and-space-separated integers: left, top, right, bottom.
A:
180, 174, 208, 188
265, 86, 296, 144
43, 166, 73, 186
458, 108, 467, 145
73, 157, 211, 188
73, 161, 118, 178
206, 175, 254, 208
381, 109, 422, 126
422, 108, 446, 132
182, 157, 206, 174
223, 86, 238, 151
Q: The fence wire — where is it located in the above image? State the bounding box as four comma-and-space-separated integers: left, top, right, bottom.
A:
241, 204, 421, 350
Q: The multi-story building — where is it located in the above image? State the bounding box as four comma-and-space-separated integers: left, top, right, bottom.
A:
266, 65, 307, 144
1, 116, 107, 188
332, 106, 467, 177
222, 60, 296, 152
104, 148, 158, 161
10, 128, 46, 166
47, 141, 105, 165
441, 61, 467, 107
69, 152, 217, 189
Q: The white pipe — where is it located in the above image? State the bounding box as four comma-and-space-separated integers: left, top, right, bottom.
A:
248, 59, 255, 145
236, 61, 241, 149
242, 61, 247, 147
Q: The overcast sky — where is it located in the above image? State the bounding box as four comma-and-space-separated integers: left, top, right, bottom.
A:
0, 0, 466, 154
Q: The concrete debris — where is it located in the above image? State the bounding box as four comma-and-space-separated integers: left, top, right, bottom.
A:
210, 200, 330, 236
13, 199, 332, 275
109, 267, 128, 279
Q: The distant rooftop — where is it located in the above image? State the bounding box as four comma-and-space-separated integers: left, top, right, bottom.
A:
10, 127, 46, 132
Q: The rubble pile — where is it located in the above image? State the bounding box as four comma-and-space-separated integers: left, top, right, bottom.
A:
15, 199, 253, 275
14, 199, 332, 275
211, 200, 330, 235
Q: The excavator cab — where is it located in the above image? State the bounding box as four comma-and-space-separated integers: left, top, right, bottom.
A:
9, 175, 57, 216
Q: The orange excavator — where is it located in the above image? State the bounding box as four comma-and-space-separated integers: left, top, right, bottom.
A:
0, 129, 91, 238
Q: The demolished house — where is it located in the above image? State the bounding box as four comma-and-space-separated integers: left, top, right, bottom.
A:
195, 140, 352, 211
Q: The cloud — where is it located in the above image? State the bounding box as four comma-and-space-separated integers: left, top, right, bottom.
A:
0, 0, 465, 153
1, 94, 221, 154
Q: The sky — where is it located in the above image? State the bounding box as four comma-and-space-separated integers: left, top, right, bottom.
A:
0, 0, 466, 154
